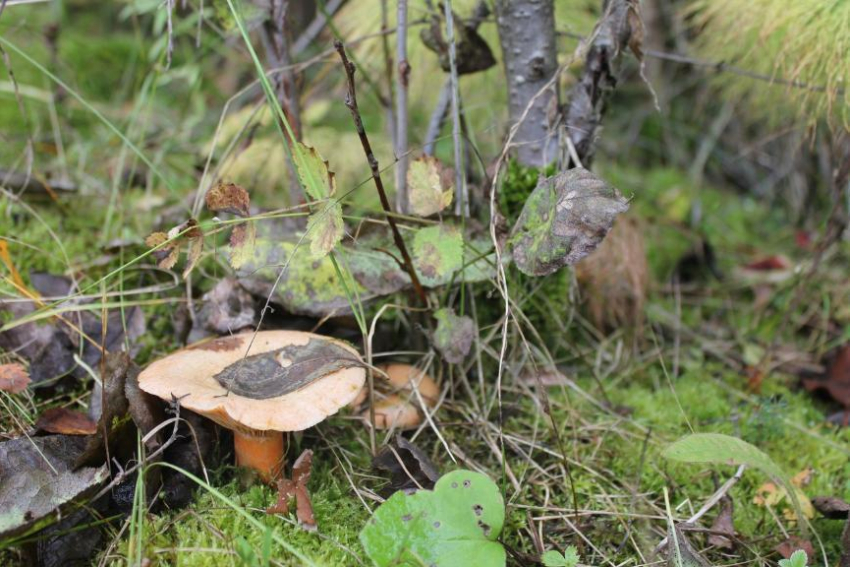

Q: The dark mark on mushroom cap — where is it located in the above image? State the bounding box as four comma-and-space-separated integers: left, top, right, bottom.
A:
214, 339, 362, 399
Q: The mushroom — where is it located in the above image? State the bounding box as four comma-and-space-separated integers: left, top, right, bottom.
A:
138, 330, 365, 482
357, 363, 439, 430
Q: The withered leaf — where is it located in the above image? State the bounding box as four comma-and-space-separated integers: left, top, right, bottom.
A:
666, 524, 710, 567
0, 435, 108, 539
510, 169, 629, 277
229, 221, 257, 270
306, 201, 344, 258
775, 537, 814, 560
627, 2, 644, 61
214, 337, 361, 399
266, 449, 316, 531
408, 156, 454, 217
708, 496, 735, 551
36, 407, 97, 435
205, 182, 250, 217
295, 142, 336, 200
432, 308, 475, 364
811, 496, 850, 519
803, 345, 850, 409
183, 232, 204, 278
0, 363, 30, 393
373, 435, 440, 495
188, 277, 256, 343
420, 10, 495, 75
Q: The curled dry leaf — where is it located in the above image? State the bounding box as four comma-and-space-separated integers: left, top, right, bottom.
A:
811, 496, 850, 519
708, 496, 735, 551
775, 537, 814, 560
432, 308, 476, 364
145, 218, 203, 275
36, 407, 98, 435
407, 156, 454, 217
420, 9, 496, 75
0, 363, 30, 393
510, 168, 629, 277
205, 181, 250, 217
803, 344, 850, 409
373, 435, 440, 495
266, 449, 316, 531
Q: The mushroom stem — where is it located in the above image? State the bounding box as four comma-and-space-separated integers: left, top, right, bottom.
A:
233, 430, 285, 483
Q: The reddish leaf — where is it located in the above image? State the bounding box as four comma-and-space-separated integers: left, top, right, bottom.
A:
266, 449, 315, 531
0, 363, 30, 393
744, 255, 791, 271
803, 345, 850, 408
205, 182, 250, 217
36, 407, 97, 435
708, 496, 735, 550
775, 536, 814, 559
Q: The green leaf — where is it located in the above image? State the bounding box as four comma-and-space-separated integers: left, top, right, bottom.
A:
294, 142, 336, 200
510, 169, 628, 276
662, 433, 808, 536
541, 546, 579, 567
413, 225, 464, 287
779, 550, 808, 567
408, 156, 454, 217
360, 469, 506, 567
306, 201, 344, 258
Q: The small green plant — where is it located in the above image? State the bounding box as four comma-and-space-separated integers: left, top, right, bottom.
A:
360, 470, 506, 567
541, 545, 580, 567
779, 550, 808, 567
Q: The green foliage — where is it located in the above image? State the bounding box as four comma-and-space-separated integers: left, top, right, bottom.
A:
779, 550, 809, 567
500, 160, 556, 224
541, 546, 580, 567
663, 433, 807, 534
689, 0, 850, 126
360, 470, 506, 567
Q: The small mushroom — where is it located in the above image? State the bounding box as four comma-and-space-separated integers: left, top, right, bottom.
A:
138, 330, 364, 482
357, 364, 439, 431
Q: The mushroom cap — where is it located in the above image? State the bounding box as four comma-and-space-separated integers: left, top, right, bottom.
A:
138, 330, 365, 433
361, 395, 423, 430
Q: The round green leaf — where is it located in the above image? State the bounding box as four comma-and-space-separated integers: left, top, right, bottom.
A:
360, 469, 506, 567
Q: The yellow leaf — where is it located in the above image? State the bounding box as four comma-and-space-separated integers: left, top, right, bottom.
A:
408, 156, 453, 217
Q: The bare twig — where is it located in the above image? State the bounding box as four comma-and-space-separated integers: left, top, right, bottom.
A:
444, 0, 467, 216
423, 79, 452, 156
334, 40, 427, 305
394, 0, 410, 213
291, 0, 346, 55
654, 464, 746, 552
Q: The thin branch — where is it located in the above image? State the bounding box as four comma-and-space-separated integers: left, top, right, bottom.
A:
291, 0, 346, 55
445, 0, 466, 216
334, 40, 427, 305
394, 0, 410, 213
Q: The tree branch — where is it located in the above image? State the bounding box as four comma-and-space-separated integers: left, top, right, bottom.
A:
334, 40, 427, 305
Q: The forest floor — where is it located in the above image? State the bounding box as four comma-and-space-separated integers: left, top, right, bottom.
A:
2, 3, 850, 567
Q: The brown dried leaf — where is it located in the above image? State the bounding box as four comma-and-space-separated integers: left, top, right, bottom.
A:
373, 435, 440, 495
229, 222, 257, 270
803, 345, 850, 408
627, 2, 644, 60
205, 182, 250, 217
266, 449, 315, 531
144, 232, 168, 248
0, 363, 30, 393
183, 233, 204, 279
36, 407, 97, 435
811, 496, 850, 519
775, 536, 814, 560
708, 496, 735, 551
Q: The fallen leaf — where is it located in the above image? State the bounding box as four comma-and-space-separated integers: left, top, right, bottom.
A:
408, 156, 454, 217
811, 496, 850, 519
420, 9, 495, 75
775, 537, 814, 560
36, 407, 97, 435
413, 224, 463, 285
666, 524, 710, 567
0, 363, 30, 393
803, 345, 850, 409
205, 181, 250, 217
432, 308, 476, 364
0, 435, 108, 539
188, 278, 256, 343
373, 436, 441, 495
745, 255, 791, 271
267, 449, 316, 531
510, 168, 629, 277
229, 221, 257, 270
627, 2, 645, 60
708, 496, 735, 550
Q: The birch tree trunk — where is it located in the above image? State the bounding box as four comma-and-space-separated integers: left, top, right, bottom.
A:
494, 0, 559, 167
